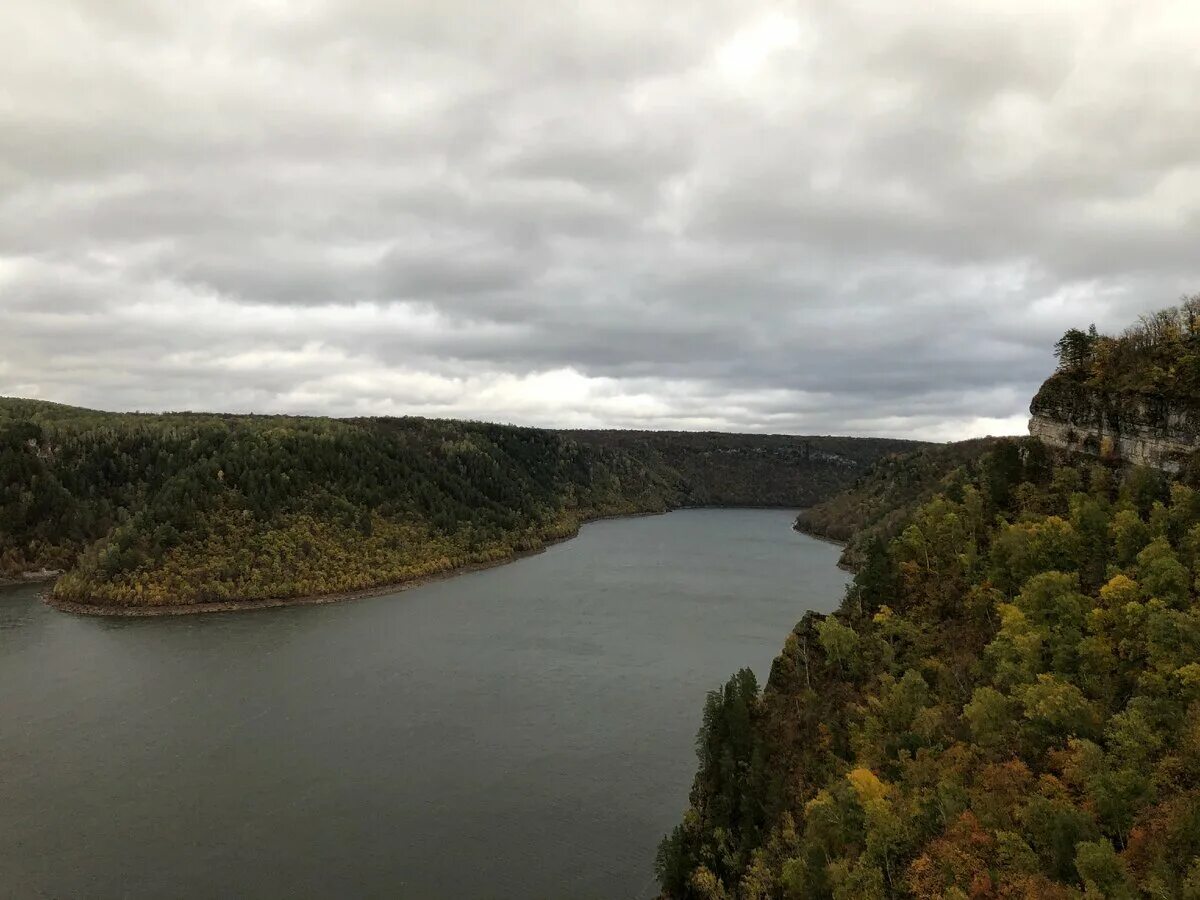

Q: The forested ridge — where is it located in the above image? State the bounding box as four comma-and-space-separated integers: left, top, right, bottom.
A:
795, 439, 1001, 570
661, 437, 1200, 899
0, 397, 911, 609
658, 308, 1200, 899
563, 430, 922, 509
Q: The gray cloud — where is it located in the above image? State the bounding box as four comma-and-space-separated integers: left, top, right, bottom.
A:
2, 0, 1199, 439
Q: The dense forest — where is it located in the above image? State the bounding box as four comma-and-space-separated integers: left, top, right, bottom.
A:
658, 310, 1200, 898
796, 439, 1000, 569
0, 398, 913, 609
564, 430, 921, 509
661, 438, 1200, 899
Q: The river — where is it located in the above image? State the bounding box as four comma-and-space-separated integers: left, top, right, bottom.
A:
0, 508, 848, 899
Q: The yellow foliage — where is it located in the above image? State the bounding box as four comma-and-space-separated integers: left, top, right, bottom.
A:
1099, 573, 1140, 607
846, 767, 887, 804
1174, 662, 1200, 693
688, 866, 728, 900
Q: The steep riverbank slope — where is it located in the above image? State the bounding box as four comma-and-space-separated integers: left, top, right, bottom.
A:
794, 438, 1000, 570
658, 301, 1200, 899
0, 397, 916, 611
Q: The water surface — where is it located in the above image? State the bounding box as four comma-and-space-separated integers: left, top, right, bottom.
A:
0, 509, 848, 899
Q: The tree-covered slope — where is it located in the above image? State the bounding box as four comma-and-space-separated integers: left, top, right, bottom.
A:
563, 431, 924, 509
795, 439, 1001, 569
0, 398, 909, 609
659, 436, 1200, 898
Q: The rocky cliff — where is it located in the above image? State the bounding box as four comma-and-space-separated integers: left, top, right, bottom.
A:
1028, 371, 1200, 473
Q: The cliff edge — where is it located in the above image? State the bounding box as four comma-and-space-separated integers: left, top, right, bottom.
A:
1028, 371, 1200, 473
1028, 299, 1200, 474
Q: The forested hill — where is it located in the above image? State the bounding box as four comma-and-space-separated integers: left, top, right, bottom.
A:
562, 430, 923, 508
658, 305, 1200, 898
795, 439, 1001, 569
0, 397, 914, 610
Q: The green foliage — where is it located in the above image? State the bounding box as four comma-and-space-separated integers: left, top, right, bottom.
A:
1046, 296, 1200, 398
963, 686, 1013, 751
0, 397, 910, 605
1075, 839, 1135, 899
563, 430, 921, 509
658, 669, 769, 893
795, 438, 1000, 569
661, 436, 1200, 899
1054, 325, 1100, 373
817, 618, 859, 672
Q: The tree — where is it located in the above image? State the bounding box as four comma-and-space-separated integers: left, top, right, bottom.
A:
1075, 840, 1134, 899
1020, 674, 1099, 744
656, 823, 695, 897
1054, 326, 1099, 372
987, 602, 1045, 689
1120, 468, 1166, 517
907, 812, 994, 899
1136, 538, 1189, 606
963, 686, 1015, 751
1070, 494, 1112, 591
1014, 572, 1089, 674
1110, 509, 1152, 567
829, 860, 885, 900
818, 617, 860, 671
983, 440, 1024, 512
1022, 795, 1099, 881
989, 516, 1082, 596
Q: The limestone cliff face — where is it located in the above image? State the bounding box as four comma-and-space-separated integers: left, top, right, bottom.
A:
1028, 372, 1200, 474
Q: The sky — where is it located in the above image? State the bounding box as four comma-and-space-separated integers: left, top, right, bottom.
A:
1, 1, 1198, 440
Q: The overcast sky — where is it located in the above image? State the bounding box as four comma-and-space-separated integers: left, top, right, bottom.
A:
2, 1, 1198, 439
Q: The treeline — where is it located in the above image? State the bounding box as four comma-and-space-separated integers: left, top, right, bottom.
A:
1052, 294, 1200, 399
0, 398, 910, 608
659, 438, 1200, 898
795, 439, 1000, 569
563, 430, 922, 509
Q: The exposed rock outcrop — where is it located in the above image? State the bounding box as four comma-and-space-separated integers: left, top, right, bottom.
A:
1028, 372, 1200, 473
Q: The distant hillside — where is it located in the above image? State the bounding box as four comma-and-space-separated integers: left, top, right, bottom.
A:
0, 398, 913, 611
795, 438, 1001, 568
561, 430, 924, 509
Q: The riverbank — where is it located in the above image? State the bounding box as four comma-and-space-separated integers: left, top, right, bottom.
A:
0, 568, 62, 589
790, 519, 855, 571
43, 509, 673, 618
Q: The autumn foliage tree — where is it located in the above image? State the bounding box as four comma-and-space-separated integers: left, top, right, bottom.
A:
661, 427, 1200, 898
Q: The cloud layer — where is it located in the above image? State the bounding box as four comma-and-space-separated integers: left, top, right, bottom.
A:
2, 0, 1199, 438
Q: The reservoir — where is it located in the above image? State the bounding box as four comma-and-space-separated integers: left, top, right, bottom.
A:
0, 509, 848, 898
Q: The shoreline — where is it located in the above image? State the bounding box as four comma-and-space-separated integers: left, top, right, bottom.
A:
41, 509, 669, 618
790, 522, 855, 572
1, 569, 62, 589
41, 505, 824, 618
790, 524, 848, 549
